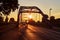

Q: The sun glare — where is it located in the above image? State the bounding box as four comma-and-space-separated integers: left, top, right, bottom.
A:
28, 15, 32, 19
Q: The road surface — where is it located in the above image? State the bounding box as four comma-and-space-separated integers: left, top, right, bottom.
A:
1, 24, 60, 40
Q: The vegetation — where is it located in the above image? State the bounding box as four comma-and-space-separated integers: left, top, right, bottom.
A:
0, 0, 19, 22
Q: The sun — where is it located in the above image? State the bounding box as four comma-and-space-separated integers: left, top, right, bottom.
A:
28, 15, 32, 19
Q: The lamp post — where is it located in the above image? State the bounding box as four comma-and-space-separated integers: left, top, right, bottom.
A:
49, 8, 52, 18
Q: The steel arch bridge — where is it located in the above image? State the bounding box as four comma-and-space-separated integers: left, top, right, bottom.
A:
18, 6, 45, 23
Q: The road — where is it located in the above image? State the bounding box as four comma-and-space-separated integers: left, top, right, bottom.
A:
1, 24, 60, 40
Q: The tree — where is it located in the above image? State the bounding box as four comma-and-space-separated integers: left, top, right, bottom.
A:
0, 0, 19, 22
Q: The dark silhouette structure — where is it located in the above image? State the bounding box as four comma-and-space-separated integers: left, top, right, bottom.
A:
18, 6, 45, 24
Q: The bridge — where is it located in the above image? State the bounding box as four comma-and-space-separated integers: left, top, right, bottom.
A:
18, 6, 46, 23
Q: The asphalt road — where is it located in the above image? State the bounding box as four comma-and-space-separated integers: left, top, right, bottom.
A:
1, 24, 60, 40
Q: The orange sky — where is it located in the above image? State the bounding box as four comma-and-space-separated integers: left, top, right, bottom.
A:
3, 0, 60, 21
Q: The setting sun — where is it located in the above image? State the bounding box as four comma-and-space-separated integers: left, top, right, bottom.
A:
28, 15, 32, 19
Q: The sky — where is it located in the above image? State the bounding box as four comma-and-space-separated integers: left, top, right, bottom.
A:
8, 0, 60, 21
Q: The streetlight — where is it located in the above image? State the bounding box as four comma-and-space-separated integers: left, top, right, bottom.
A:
49, 8, 52, 18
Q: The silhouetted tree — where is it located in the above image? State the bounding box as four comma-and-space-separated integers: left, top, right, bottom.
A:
5, 16, 8, 23
55, 18, 60, 27
0, 16, 4, 25
0, 0, 19, 22
9, 18, 15, 23
50, 16, 56, 26
42, 14, 51, 28
42, 14, 49, 23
